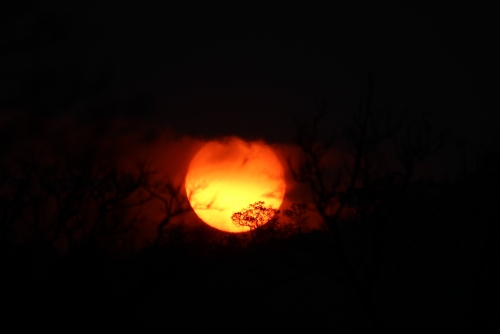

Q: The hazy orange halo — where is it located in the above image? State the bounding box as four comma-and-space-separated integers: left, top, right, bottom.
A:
185, 137, 286, 233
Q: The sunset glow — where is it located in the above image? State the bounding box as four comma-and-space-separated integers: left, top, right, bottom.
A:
185, 137, 286, 232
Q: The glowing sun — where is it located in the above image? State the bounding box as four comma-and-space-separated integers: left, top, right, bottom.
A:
185, 137, 286, 233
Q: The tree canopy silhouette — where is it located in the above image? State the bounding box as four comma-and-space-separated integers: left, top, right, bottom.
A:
231, 201, 280, 242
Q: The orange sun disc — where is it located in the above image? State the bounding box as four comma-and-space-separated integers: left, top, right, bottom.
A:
185, 137, 286, 233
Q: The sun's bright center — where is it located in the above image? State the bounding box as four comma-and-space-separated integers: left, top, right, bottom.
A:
185, 137, 285, 233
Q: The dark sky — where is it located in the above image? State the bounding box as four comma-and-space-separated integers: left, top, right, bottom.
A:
0, 2, 496, 145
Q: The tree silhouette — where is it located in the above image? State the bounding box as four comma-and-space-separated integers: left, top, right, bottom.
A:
0, 151, 153, 255
0, 140, 195, 255
231, 201, 280, 243
145, 179, 192, 247
286, 76, 450, 333
283, 203, 309, 235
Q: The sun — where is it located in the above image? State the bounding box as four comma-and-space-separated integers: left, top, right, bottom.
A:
185, 137, 286, 233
